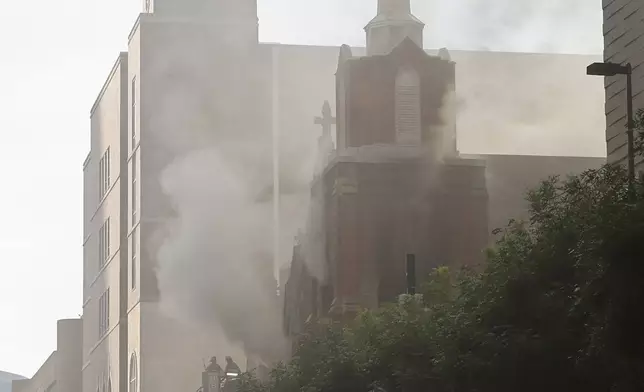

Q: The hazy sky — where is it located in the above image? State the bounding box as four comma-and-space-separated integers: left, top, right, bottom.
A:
0, 0, 602, 378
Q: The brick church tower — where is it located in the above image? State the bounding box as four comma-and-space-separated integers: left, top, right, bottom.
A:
284, 0, 489, 328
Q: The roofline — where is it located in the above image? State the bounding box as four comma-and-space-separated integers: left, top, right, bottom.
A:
364, 14, 424, 30
257, 42, 600, 58
462, 153, 607, 160
1, 371, 25, 380
90, 52, 128, 116
129, 12, 253, 43
21, 350, 57, 382
128, 13, 143, 44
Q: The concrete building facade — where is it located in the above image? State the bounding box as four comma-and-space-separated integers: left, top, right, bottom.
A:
602, 0, 644, 168
84, 3, 262, 392
84, 52, 129, 392
12, 319, 82, 392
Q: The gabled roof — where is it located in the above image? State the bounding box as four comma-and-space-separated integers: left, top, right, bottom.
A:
389, 36, 430, 58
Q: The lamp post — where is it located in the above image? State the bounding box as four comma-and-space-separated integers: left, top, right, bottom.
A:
587, 62, 635, 181
406, 254, 416, 295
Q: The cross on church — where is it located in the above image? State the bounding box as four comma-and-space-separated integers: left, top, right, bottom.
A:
314, 101, 336, 138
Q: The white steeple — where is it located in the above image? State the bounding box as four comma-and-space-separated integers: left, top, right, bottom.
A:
365, 0, 425, 56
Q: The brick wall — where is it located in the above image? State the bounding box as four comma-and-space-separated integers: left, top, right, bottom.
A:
603, 0, 644, 167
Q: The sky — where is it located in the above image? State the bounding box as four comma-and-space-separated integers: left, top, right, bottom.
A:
0, 0, 603, 378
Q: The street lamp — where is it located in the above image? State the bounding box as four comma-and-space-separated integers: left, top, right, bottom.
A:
587, 62, 635, 181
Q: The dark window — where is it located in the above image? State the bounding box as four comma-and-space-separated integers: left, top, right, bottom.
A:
131, 77, 137, 150
98, 147, 111, 200
130, 353, 138, 392
98, 289, 110, 338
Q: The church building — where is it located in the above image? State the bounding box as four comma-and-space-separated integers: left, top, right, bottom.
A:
283, 0, 488, 340
281, 0, 604, 353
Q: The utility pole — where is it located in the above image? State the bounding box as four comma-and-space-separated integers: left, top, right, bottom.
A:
626, 63, 636, 183
587, 62, 636, 182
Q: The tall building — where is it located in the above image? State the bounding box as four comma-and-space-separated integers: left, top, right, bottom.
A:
12, 319, 82, 392
601, 0, 644, 169
84, 1, 264, 392
83, 0, 606, 391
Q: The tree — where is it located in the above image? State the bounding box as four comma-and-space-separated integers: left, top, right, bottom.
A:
443, 164, 644, 392
636, 108, 644, 155
240, 162, 644, 392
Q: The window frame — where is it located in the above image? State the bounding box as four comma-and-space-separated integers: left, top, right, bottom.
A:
98, 288, 110, 338
131, 151, 138, 224
129, 353, 138, 392
131, 227, 137, 290
98, 218, 111, 270
394, 66, 422, 146
98, 147, 111, 201
131, 76, 137, 150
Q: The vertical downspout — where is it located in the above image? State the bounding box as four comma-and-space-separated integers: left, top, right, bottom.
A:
272, 45, 281, 277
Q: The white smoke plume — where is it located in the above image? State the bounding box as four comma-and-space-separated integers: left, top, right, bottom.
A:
156, 142, 288, 362
147, 25, 293, 365
149, 0, 604, 370
421, 0, 602, 54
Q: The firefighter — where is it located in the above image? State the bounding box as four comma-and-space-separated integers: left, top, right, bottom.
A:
222, 356, 241, 392
224, 356, 241, 376
206, 356, 223, 374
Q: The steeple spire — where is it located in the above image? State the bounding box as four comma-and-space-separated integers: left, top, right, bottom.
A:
365, 0, 424, 56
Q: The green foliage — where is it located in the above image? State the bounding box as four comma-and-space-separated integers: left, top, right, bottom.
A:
240, 164, 644, 392
636, 108, 644, 154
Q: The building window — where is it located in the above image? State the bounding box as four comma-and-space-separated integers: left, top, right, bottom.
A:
131, 77, 137, 150
98, 218, 111, 269
129, 353, 138, 392
132, 151, 137, 224
131, 227, 137, 290
98, 288, 110, 338
98, 147, 111, 201
83, 243, 88, 293
395, 66, 422, 146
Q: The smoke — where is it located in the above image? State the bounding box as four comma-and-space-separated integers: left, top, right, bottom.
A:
417, 0, 602, 54
156, 142, 287, 362
148, 0, 604, 368
147, 24, 292, 365
259, 0, 601, 55
295, 135, 334, 282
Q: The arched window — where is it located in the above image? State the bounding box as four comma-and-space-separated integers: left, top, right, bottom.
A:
395, 66, 422, 146
130, 353, 138, 392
